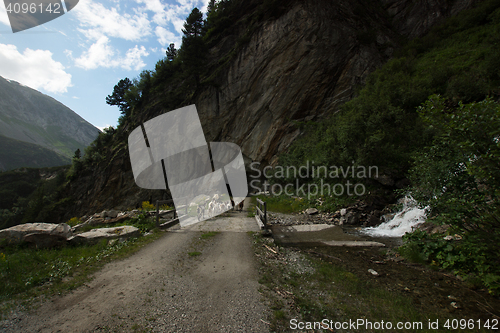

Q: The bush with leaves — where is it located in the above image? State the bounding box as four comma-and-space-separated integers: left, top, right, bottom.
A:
405, 95, 500, 294
278, 1, 500, 189
141, 201, 155, 211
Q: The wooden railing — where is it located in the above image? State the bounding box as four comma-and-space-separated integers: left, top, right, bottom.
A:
155, 199, 187, 228
255, 198, 267, 229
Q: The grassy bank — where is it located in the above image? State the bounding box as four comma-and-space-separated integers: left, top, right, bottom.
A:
0, 227, 163, 319
252, 232, 500, 332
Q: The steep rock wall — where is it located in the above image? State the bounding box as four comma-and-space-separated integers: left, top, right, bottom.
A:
194, 0, 479, 166
195, 0, 395, 166
61, 0, 480, 218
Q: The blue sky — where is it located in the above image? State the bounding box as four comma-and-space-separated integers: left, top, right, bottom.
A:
0, 0, 210, 130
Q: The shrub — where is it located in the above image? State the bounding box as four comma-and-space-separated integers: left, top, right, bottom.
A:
141, 201, 155, 211
66, 217, 80, 227
405, 95, 500, 294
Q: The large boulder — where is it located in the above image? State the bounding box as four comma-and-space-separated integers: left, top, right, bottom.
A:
68, 226, 140, 245
343, 211, 360, 225
0, 223, 72, 246
100, 210, 119, 218
23, 233, 67, 248
363, 210, 383, 227
417, 222, 451, 235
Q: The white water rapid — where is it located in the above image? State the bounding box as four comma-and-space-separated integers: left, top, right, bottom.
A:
362, 195, 428, 237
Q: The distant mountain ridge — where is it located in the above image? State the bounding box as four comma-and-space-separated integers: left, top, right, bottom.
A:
0, 76, 100, 170
0, 134, 70, 171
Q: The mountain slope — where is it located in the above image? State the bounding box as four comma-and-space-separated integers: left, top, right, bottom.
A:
0, 134, 70, 171
58, 0, 480, 219
0, 76, 100, 160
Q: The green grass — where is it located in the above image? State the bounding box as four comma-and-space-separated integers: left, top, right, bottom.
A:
251, 194, 307, 214
0, 230, 163, 318
185, 231, 220, 258
273, 309, 286, 320
251, 233, 448, 332
398, 241, 428, 264
200, 231, 218, 239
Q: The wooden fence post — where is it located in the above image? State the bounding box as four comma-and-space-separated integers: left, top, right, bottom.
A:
263, 201, 267, 226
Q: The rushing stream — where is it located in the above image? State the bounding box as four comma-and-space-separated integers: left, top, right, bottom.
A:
362, 195, 428, 237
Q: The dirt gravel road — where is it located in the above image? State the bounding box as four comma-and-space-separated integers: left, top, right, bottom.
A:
2, 205, 269, 332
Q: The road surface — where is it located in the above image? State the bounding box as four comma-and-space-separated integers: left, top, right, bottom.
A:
2, 201, 269, 332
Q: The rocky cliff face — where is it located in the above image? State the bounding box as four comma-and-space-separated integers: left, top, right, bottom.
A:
61, 0, 479, 219
194, 0, 479, 166
196, 0, 392, 166
383, 0, 478, 38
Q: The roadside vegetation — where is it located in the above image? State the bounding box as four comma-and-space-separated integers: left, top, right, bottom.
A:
0, 166, 68, 230
266, 0, 500, 295
251, 232, 498, 333
0, 201, 168, 318
2, 0, 500, 321
0, 228, 163, 319
400, 96, 500, 295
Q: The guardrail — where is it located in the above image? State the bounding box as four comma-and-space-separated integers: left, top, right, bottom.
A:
155, 199, 186, 228
255, 198, 267, 230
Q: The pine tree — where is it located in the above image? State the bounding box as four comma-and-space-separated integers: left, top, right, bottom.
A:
106, 78, 133, 114
166, 43, 177, 61
179, 8, 207, 86
205, 0, 218, 34
182, 8, 204, 38
74, 148, 81, 159
207, 0, 216, 16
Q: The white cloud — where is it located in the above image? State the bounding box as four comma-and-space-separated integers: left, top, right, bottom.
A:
0, 44, 72, 94
135, 0, 168, 25
68, 0, 210, 71
167, 0, 205, 34
74, 0, 151, 41
73, 36, 149, 71
73, 36, 115, 69
155, 26, 180, 46
122, 45, 149, 70
136, 0, 206, 34
200, 0, 210, 15
171, 17, 185, 34
0, 2, 9, 27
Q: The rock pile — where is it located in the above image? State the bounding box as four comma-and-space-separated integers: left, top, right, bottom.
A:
68, 226, 140, 245
268, 200, 397, 228
0, 208, 159, 248
0, 223, 72, 248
